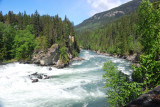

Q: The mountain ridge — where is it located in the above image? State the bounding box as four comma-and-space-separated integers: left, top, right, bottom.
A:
75, 0, 159, 32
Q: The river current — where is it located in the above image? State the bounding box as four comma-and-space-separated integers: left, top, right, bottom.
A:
0, 50, 133, 107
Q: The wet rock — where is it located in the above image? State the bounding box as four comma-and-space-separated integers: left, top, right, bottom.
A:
37, 75, 43, 79
29, 72, 50, 82
49, 67, 52, 70
32, 79, 39, 83
31, 72, 38, 75
44, 75, 50, 79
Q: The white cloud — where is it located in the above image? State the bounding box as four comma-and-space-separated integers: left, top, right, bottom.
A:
87, 0, 132, 16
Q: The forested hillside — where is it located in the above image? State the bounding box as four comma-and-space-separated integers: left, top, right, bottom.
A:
78, 13, 139, 55
76, 0, 160, 33
0, 11, 79, 63
78, 0, 160, 56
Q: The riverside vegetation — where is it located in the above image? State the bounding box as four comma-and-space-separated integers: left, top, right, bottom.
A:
96, 0, 160, 106
0, 11, 79, 65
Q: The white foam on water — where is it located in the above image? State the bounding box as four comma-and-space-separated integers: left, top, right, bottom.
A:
0, 64, 105, 107
71, 61, 84, 66
0, 50, 133, 107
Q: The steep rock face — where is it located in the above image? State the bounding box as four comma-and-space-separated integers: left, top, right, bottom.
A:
126, 86, 160, 107
32, 44, 60, 66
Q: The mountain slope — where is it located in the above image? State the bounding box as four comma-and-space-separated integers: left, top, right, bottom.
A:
75, 0, 159, 32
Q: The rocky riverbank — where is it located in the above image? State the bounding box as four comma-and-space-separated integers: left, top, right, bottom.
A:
93, 50, 140, 66
1, 45, 83, 69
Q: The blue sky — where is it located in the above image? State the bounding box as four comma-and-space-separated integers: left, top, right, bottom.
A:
0, 0, 131, 25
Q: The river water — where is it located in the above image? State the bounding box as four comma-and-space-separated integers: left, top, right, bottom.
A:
0, 50, 133, 107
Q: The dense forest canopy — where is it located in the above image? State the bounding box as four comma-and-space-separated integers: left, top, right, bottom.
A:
0, 10, 79, 62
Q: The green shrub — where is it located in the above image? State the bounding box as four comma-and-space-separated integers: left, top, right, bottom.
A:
103, 61, 142, 107
59, 46, 69, 64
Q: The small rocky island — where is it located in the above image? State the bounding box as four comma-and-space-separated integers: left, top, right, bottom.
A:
31, 43, 83, 68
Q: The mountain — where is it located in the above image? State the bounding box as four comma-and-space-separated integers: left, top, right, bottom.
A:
75, 0, 159, 32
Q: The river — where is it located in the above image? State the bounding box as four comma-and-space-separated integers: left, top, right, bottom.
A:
0, 50, 133, 107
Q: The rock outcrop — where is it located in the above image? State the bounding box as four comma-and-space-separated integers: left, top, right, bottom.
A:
31, 43, 83, 68
125, 86, 160, 107
32, 44, 60, 66
95, 50, 140, 64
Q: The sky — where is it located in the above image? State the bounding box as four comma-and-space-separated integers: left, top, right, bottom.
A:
0, 0, 132, 25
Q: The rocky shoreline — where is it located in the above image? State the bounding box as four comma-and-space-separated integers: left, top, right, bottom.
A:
24, 44, 83, 68
19, 55, 84, 69
93, 50, 140, 66
18, 44, 84, 68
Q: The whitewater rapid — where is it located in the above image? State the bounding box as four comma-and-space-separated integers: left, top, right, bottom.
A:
0, 50, 132, 107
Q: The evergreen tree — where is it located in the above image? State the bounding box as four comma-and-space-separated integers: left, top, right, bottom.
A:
23, 11, 29, 29
33, 10, 40, 37
18, 12, 23, 30
0, 11, 3, 22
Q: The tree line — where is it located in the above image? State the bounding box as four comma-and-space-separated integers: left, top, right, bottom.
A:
78, 12, 141, 56
0, 11, 79, 62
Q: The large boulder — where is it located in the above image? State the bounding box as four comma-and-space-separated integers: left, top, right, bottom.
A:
32, 79, 39, 83
125, 86, 160, 107
32, 44, 60, 66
